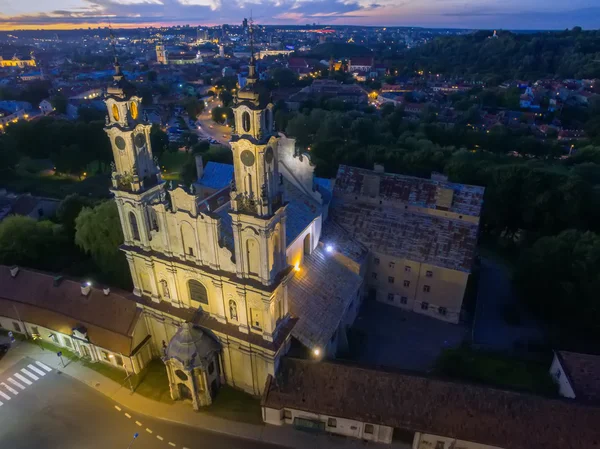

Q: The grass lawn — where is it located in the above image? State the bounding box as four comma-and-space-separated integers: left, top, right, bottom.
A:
203, 385, 262, 425
434, 346, 557, 396
159, 151, 189, 181
134, 359, 174, 404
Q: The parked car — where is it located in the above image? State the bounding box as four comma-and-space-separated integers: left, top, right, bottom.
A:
0, 343, 9, 358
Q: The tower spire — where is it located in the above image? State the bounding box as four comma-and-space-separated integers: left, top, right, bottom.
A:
247, 13, 257, 85
109, 22, 122, 79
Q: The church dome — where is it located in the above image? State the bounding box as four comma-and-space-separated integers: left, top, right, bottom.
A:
165, 322, 221, 369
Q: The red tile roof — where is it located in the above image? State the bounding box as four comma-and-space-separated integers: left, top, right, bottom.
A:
0, 266, 142, 355
262, 358, 600, 449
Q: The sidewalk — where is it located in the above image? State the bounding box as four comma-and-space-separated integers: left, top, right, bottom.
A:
0, 339, 407, 449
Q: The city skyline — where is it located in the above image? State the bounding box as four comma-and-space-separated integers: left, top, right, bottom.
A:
0, 0, 599, 31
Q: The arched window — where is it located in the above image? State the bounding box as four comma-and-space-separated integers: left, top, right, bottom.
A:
149, 208, 159, 232
229, 300, 238, 321
159, 279, 170, 298
265, 108, 272, 131
129, 212, 140, 241
241, 111, 251, 133
188, 280, 208, 305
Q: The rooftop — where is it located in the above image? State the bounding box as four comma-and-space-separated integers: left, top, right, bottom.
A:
0, 265, 142, 355
334, 165, 484, 217
263, 358, 600, 449
287, 245, 362, 349
198, 162, 234, 191
557, 351, 600, 403
330, 198, 479, 272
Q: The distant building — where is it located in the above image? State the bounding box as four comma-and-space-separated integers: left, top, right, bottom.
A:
348, 57, 374, 73
0, 55, 36, 68
156, 43, 168, 64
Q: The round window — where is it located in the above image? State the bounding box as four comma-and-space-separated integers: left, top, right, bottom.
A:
241, 111, 251, 133
240, 150, 255, 167
115, 136, 126, 150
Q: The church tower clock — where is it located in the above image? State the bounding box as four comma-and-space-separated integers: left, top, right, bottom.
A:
104, 56, 163, 260
229, 32, 287, 286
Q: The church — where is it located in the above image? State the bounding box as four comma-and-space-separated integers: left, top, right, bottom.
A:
104, 52, 365, 408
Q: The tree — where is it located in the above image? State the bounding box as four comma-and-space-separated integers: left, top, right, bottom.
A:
150, 125, 169, 158
147, 70, 158, 83
0, 216, 70, 271
75, 201, 132, 289
183, 97, 205, 119
50, 94, 68, 114
515, 229, 600, 349
0, 134, 19, 174
56, 194, 95, 235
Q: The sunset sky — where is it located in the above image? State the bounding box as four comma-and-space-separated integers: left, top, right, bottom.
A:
0, 0, 598, 31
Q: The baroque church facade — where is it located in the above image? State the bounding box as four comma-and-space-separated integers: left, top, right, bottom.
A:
104, 54, 362, 407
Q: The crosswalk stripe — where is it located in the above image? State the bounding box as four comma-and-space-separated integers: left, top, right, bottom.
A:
8, 378, 25, 390
28, 365, 45, 376
0, 390, 10, 400
2, 382, 18, 395
35, 361, 52, 372
14, 373, 32, 386
21, 368, 39, 381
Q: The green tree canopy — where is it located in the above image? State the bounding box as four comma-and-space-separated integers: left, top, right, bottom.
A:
75, 201, 131, 289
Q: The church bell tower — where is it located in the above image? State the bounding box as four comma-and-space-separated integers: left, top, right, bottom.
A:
229, 23, 287, 286
104, 40, 163, 264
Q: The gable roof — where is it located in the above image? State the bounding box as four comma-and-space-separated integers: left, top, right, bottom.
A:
198, 162, 234, 190
263, 358, 600, 449
287, 245, 362, 349
557, 351, 600, 403
0, 266, 143, 355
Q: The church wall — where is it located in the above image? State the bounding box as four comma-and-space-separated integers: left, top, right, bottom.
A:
286, 215, 322, 269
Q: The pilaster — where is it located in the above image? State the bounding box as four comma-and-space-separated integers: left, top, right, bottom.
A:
210, 280, 227, 324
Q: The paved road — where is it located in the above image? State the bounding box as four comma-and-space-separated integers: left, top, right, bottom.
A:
0, 357, 284, 449
197, 99, 232, 145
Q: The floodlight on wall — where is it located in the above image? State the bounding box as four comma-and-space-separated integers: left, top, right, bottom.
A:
325, 244, 334, 253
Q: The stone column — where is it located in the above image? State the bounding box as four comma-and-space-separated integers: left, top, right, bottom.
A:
210, 280, 227, 324
189, 368, 200, 411
144, 260, 160, 303
126, 253, 142, 297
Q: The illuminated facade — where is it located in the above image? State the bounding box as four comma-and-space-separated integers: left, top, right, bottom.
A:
0, 55, 36, 68
104, 50, 360, 406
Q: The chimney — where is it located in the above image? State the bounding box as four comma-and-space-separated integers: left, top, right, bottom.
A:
81, 282, 91, 296
373, 163, 385, 173
10, 266, 19, 278
195, 154, 204, 180
103, 287, 111, 296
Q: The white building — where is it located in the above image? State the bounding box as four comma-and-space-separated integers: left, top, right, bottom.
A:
262, 358, 600, 448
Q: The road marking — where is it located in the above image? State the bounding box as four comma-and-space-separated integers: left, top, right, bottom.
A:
135, 421, 142, 427
2, 382, 18, 394
21, 368, 39, 381
124, 413, 132, 418
35, 361, 52, 372
168, 442, 176, 447
27, 364, 45, 376
145, 428, 153, 434
114, 405, 122, 411
156, 435, 164, 441
0, 400, 3, 406
14, 373, 32, 386
0, 390, 11, 400
8, 378, 25, 390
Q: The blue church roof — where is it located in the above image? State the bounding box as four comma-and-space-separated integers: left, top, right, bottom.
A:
199, 162, 234, 190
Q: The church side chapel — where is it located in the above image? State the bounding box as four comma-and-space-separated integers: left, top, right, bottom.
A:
104, 36, 365, 409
